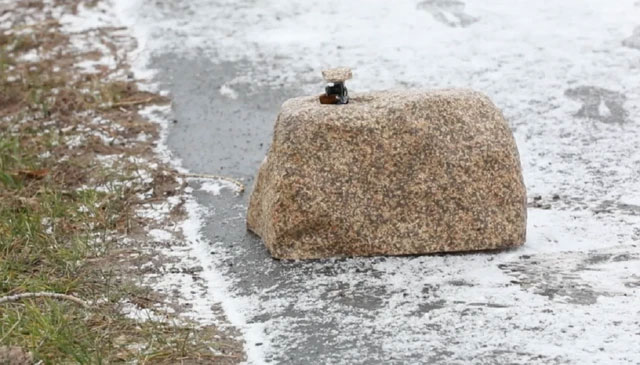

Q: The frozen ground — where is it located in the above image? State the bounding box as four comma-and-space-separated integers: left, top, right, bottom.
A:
111, 0, 640, 363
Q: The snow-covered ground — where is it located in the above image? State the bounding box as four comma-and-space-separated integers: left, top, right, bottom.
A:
103, 0, 640, 363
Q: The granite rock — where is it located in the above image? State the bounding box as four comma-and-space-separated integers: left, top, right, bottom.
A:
321, 67, 352, 83
247, 89, 527, 259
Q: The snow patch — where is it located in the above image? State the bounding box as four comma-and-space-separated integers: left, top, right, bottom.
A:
199, 180, 237, 196
17, 49, 39, 63
148, 228, 173, 241
60, 2, 114, 33
219, 84, 238, 99
121, 301, 164, 322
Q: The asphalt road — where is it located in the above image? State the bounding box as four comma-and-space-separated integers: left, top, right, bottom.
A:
132, 1, 640, 363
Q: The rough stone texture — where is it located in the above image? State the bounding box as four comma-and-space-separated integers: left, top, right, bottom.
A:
321, 67, 352, 83
247, 89, 527, 259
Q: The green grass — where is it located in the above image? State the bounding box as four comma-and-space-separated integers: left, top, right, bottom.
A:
0, 123, 237, 364
0, 133, 99, 362
0, 5, 242, 363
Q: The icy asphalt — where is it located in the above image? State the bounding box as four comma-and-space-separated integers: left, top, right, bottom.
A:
116, 1, 640, 363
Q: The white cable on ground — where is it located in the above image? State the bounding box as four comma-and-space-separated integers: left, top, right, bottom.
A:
0, 292, 90, 309
180, 173, 245, 193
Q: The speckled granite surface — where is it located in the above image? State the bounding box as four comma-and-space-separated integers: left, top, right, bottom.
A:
321, 67, 352, 83
247, 89, 526, 259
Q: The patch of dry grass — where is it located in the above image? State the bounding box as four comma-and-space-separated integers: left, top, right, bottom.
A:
0, 1, 243, 363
